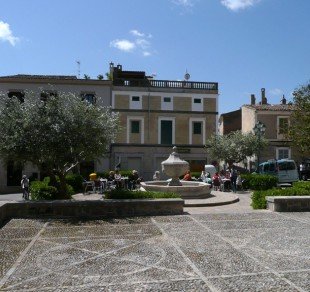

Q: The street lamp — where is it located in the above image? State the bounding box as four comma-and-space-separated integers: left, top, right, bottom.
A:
253, 121, 266, 173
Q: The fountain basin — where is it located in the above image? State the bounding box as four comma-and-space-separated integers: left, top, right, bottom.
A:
140, 181, 211, 199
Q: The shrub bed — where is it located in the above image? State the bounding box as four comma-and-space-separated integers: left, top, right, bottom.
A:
241, 173, 278, 190
251, 181, 310, 209
65, 174, 84, 192
97, 170, 132, 179
30, 178, 74, 200
104, 189, 180, 200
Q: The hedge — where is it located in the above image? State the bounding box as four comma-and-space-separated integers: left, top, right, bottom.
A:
65, 174, 84, 192
251, 182, 310, 209
241, 173, 278, 190
96, 170, 133, 179
30, 179, 74, 200
104, 189, 180, 200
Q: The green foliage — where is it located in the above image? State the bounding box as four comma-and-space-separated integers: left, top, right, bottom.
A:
97, 170, 132, 179
251, 184, 310, 209
0, 91, 119, 197
30, 181, 58, 200
97, 74, 104, 80
65, 174, 84, 192
292, 181, 310, 190
191, 172, 202, 179
104, 189, 180, 199
206, 130, 268, 165
289, 82, 310, 156
30, 177, 74, 200
241, 174, 278, 190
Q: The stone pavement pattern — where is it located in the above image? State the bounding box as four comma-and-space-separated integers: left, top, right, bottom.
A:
0, 211, 309, 291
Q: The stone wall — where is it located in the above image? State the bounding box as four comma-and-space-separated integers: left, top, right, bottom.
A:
0, 199, 184, 226
266, 196, 310, 212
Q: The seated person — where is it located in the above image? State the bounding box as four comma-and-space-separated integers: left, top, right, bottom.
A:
219, 170, 226, 191
200, 170, 206, 182
153, 170, 160, 181
128, 170, 143, 190
114, 169, 122, 188
107, 170, 116, 189
183, 170, 192, 181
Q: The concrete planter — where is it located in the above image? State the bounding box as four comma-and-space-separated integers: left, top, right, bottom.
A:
266, 196, 310, 212
0, 198, 184, 225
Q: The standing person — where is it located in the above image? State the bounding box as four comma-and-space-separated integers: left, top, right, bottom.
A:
236, 171, 243, 191
21, 175, 30, 200
212, 172, 220, 191
230, 167, 237, 193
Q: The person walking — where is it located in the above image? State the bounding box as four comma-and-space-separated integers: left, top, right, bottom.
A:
21, 175, 30, 200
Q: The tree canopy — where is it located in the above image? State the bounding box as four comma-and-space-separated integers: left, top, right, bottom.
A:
0, 91, 119, 197
289, 82, 310, 157
205, 130, 268, 167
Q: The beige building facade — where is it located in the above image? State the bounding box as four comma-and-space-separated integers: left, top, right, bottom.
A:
110, 64, 219, 180
0, 75, 111, 193
0, 65, 219, 191
220, 88, 302, 171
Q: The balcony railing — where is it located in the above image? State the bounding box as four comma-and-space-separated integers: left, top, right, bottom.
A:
113, 78, 218, 91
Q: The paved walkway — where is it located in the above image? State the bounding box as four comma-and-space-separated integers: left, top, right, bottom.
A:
0, 212, 309, 291
1, 191, 309, 291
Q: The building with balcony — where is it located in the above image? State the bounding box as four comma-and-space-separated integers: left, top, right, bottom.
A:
0, 64, 219, 192
110, 63, 219, 179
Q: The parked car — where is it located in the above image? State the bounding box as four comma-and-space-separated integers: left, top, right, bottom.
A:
259, 159, 299, 184
299, 159, 310, 181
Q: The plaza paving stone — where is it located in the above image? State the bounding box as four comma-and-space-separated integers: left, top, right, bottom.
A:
0, 211, 309, 291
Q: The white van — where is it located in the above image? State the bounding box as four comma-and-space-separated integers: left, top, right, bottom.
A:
205, 165, 217, 177
258, 159, 299, 183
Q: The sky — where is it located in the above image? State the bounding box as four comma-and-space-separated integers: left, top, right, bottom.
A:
0, 0, 310, 114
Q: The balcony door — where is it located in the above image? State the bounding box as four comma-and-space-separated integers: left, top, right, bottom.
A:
161, 120, 172, 145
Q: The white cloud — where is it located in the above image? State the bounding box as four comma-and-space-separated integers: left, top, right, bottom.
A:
221, 0, 260, 11
110, 39, 135, 52
269, 88, 283, 96
130, 30, 145, 37
110, 29, 154, 57
136, 38, 150, 50
171, 0, 195, 7
0, 21, 19, 46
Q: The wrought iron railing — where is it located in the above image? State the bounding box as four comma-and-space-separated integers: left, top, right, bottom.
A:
113, 78, 218, 91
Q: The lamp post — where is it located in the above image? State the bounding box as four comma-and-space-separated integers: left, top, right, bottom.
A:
253, 121, 266, 173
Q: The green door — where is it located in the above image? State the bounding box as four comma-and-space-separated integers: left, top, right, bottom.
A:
161, 120, 172, 145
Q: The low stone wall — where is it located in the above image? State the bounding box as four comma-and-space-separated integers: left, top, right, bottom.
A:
0, 199, 184, 225
266, 196, 310, 212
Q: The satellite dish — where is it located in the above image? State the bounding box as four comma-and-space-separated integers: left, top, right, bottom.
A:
184, 70, 190, 81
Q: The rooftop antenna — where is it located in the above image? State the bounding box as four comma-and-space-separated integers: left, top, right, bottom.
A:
76, 60, 80, 78
184, 69, 190, 81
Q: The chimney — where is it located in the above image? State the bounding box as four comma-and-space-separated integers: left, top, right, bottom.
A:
281, 94, 286, 105
261, 88, 267, 105
250, 94, 256, 105
117, 64, 122, 71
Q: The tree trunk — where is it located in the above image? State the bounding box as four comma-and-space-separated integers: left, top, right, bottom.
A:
58, 172, 69, 199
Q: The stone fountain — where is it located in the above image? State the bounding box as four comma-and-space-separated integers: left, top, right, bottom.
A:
141, 146, 211, 199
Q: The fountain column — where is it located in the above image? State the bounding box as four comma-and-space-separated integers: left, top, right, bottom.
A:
161, 146, 189, 186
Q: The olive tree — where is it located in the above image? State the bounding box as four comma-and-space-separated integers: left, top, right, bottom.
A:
206, 130, 268, 167
0, 91, 119, 198
289, 82, 310, 156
